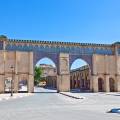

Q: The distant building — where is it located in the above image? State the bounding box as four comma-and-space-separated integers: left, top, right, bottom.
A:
39, 64, 57, 77
40, 64, 90, 90
39, 64, 57, 88
70, 65, 90, 91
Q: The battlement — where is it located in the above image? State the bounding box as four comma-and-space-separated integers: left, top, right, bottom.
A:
8, 38, 112, 47
0, 35, 119, 47
0, 35, 120, 55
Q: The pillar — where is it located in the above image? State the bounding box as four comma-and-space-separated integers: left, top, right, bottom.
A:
92, 75, 98, 92
72, 78, 74, 89
57, 74, 70, 92
28, 52, 34, 93
57, 53, 70, 92
13, 74, 19, 93
104, 75, 110, 92
28, 74, 34, 93
116, 75, 120, 92
0, 75, 5, 93
90, 75, 93, 91
92, 54, 98, 92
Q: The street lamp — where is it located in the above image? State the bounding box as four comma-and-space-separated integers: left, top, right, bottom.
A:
10, 65, 14, 97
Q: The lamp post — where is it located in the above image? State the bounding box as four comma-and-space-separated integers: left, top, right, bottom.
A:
10, 65, 14, 97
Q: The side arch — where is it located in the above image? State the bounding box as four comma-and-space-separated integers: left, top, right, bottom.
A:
69, 55, 93, 72
109, 77, 116, 92
70, 55, 92, 91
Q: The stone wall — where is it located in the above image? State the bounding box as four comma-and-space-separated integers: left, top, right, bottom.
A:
92, 54, 120, 92
0, 50, 34, 93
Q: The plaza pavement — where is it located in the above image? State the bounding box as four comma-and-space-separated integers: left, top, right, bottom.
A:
0, 87, 119, 120
0, 93, 33, 101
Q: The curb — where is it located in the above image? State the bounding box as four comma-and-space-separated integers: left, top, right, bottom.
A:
59, 92, 84, 99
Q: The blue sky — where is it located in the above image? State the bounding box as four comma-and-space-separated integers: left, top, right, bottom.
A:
0, 0, 120, 69
0, 0, 120, 44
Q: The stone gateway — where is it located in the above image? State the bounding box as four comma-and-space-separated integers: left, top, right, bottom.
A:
0, 36, 120, 93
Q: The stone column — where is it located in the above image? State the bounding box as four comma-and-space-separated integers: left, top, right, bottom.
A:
0, 75, 5, 93
92, 75, 98, 92
90, 75, 93, 91
104, 75, 110, 92
13, 74, 19, 93
52, 78, 54, 88
72, 79, 74, 89
76, 77, 79, 88
0, 50, 5, 93
28, 52, 34, 93
53, 78, 56, 88
92, 55, 98, 92
116, 75, 120, 92
57, 74, 70, 92
28, 75, 34, 93
57, 53, 70, 92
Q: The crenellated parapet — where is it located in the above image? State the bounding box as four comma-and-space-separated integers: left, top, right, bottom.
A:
0, 36, 120, 55
8, 38, 112, 47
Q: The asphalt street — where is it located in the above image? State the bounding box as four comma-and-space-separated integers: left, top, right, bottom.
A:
0, 87, 119, 120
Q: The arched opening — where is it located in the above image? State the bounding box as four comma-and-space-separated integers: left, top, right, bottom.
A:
109, 78, 115, 92
4, 77, 12, 93
98, 78, 104, 92
70, 58, 91, 92
18, 75, 28, 93
35, 57, 57, 93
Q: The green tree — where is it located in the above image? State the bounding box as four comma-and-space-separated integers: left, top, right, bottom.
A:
34, 66, 43, 85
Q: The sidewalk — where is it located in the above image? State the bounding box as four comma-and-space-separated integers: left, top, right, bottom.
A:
0, 93, 33, 101
60, 92, 85, 99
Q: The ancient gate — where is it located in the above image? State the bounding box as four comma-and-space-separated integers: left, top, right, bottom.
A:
0, 36, 120, 93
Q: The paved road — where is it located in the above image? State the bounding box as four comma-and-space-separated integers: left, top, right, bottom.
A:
0, 88, 120, 120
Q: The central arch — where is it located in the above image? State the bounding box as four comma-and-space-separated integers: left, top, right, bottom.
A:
34, 56, 58, 93
33, 52, 59, 68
